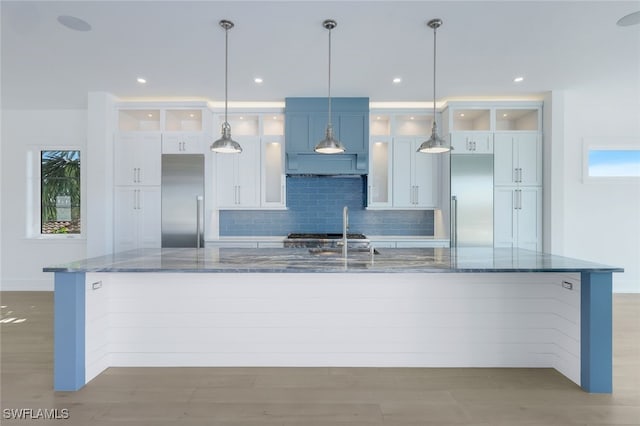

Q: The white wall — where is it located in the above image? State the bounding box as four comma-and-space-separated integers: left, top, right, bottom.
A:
1, 109, 88, 290
556, 86, 640, 293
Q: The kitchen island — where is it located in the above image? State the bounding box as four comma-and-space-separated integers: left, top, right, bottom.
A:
45, 247, 622, 393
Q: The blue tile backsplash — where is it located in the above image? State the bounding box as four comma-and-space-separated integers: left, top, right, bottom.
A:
219, 176, 434, 236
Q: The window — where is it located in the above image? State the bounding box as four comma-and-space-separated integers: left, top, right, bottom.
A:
40, 150, 81, 234
588, 149, 640, 177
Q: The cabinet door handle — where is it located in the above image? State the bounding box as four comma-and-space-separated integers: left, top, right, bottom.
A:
518, 168, 523, 183
237, 186, 241, 205
513, 168, 518, 183
133, 168, 137, 183
516, 189, 522, 210
466, 139, 471, 151
415, 186, 419, 204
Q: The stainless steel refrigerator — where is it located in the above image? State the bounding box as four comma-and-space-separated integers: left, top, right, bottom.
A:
450, 155, 494, 247
161, 154, 205, 248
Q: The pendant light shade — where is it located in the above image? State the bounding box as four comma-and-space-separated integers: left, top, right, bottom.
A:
211, 19, 242, 154
315, 19, 345, 154
417, 18, 451, 154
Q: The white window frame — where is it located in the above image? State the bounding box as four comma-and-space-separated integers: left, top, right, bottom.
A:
582, 139, 640, 184
26, 145, 86, 239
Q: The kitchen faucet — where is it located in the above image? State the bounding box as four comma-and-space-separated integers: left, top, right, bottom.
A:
342, 205, 349, 258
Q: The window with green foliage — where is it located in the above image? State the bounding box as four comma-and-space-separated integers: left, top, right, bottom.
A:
40, 150, 81, 234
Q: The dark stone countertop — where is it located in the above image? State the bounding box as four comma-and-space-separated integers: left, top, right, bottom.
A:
43, 247, 624, 274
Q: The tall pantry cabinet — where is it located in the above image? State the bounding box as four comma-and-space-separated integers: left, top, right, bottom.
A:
492, 109, 543, 251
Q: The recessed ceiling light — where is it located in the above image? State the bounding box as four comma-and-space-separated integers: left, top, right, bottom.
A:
617, 10, 640, 26
254, 77, 263, 84
57, 15, 92, 31
137, 77, 147, 84
392, 77, 402, 84
513, 76, 525, 83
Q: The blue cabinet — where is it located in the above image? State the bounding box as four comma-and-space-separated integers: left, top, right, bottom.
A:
285, 97, 369, 175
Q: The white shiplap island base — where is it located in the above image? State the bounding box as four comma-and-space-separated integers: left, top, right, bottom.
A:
45, 247, 622, 393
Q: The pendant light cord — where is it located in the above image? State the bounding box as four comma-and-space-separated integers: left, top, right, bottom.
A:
432, 24, 437, 124
327, 26, 332, 127
224, 25, 229, 126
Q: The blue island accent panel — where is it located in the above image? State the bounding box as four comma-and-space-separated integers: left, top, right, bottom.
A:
54, 272, 85, 391
219, 176, 434, 236
580, 272, 613, 393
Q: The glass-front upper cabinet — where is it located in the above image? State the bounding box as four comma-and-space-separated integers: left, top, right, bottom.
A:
495, 108, 540, 131
368, 114, 392, 208
118, 109, 161, 132
395, 114, 433, 136
450, 108, 491, 131
165, 109, 203, 132
262, 114, 286, 208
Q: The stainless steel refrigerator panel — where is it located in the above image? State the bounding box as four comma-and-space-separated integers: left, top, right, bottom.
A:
161, 154, 205, 248
450, 155, 494, 247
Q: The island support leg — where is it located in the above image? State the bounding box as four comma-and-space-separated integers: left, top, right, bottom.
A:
580, 272, 612, 393
54, 272, 85, 391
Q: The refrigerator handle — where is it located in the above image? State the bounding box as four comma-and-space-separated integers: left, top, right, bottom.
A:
451, 196, 458, 248
196, 196, 203, 248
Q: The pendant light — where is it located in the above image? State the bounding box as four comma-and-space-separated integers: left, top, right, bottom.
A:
314, 19, 345, 154
210, 19, 242, 154
417, 18, 451, 154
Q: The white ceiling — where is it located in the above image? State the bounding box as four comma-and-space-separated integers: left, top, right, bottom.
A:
2, 0, 639, 109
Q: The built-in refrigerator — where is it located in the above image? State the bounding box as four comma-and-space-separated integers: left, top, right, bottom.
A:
450, 154, 494, 247
161, 154, 205, 248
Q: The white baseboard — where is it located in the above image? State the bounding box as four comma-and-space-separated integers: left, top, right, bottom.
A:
0, 279, 53, 291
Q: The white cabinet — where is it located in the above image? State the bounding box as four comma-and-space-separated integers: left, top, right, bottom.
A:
392, 138, 439, 208
161, 133, 203, 154
114, 186, 161, 252
215, 136, 260, 208
494, 132, 542, 186
368, 137, 392, 208
114, 133, 161, 186
450, 132, 493, 154
494, 186, 542, 251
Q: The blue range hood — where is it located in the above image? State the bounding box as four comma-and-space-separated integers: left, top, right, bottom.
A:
285, 97, 369, 175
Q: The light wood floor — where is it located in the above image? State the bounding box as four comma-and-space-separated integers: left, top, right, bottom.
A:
1, 291, 638, 426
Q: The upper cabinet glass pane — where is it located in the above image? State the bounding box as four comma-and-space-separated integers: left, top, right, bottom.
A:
451, 109, 490, 131
118, 109, 161, 131
396, 115, 433, 136
225, 115, 259, 136
370, 115, 391, 136
165, 109, 202, 131
263, 114, 285, 136
496, 109, 539, 131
